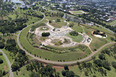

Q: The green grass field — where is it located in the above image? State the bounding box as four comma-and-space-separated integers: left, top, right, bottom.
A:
66, 33, 83, 43
48, 17, 67, 28
90, 36, 108, 51
71, 11, 83, 14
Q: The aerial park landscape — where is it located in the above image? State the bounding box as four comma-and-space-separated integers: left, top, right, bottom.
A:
0, 0, 116, 77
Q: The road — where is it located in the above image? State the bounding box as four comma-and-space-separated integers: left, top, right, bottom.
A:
96, 24, 115, 34
17, 12, 116, 65
0, 50, 13, 77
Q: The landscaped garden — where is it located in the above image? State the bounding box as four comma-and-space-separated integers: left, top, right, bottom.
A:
19, 12, 116, 63
19, 16, 93, 61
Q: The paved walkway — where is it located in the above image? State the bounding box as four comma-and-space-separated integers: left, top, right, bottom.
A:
0, 50, 13, 77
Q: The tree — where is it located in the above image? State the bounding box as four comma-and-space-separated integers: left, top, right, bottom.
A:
0, 42, 5, 49
0, 70, 3, 77
112, 61, 116, 69
98, 67, 104, 76
99, 54, 105, 60
6, 39, 16, 47
66, 71, 75, 77
0, 59, 3, 64
11, 63, 20, 71
84, 71, 89, 76
94, 59, 102, 67
56, 19, 60, 22
49, 20, 52, 23
64, 65, 69, 70
69, 23, 74, 27
62, 70, 66, 76
102, 61, 111, 71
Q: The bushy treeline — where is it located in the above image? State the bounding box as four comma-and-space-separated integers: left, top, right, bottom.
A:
26, 61, 60, 77
77, 44, 116, 77
0, 19, 27, 34
0, 37, 29, 72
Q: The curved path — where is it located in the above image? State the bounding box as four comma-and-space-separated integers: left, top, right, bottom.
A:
17, 12, 116, 66
0, 50, 13, 77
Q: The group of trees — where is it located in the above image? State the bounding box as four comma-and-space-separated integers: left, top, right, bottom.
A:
0, 38, 28, 72
0, 7, 44, 34
69, 23, 74, 27
11, 50, 28, 71
0, 18, 27, 34
25, 9, 44, 18
77, 44, 116, 77
0, 1, 44, 34
62, 65, 79, 77
0, 59, 3, 64
25, 61, 60, 77
0, 70, 7, 77
45, 11, 64, 18
79, 13, 116, 33
42, 32, 50, 37
56, 19, 61, 22
69, 31, 78, 36
0, 1, 14, 21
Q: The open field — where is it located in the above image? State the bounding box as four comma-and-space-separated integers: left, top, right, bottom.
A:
47, 17, 67, 28
69, 10, 87, 15
90, 36, 108, 51
66, 33, 83, 43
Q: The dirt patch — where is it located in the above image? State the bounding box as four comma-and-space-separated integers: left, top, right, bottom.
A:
4, 65, 7, 70
81, 52, 85, 56
0, 17, 6, 20
53, 66, 71, 72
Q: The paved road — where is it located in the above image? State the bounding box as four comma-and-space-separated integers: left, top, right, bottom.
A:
96, 24, 115, 34
0, 50, 13, 77
17, 12, 116, 65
